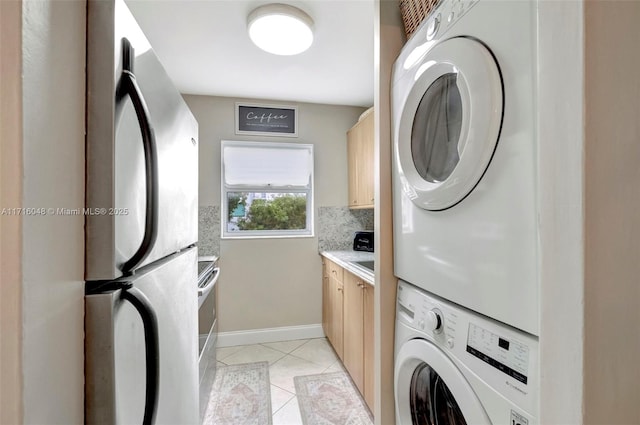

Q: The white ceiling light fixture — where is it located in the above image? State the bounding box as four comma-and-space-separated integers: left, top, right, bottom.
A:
247, 3, 314, 56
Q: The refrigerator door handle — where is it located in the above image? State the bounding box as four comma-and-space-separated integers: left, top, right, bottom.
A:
117, 37, 159, 274
121, 285, 160, 425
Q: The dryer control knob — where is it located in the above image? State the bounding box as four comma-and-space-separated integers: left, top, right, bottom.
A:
418, 319, 425, 330
426, 309, 443, 333
426, 14, 440, 41
447, 11, 455, 23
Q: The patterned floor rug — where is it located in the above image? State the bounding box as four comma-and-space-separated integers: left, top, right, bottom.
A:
294, 372, 373, 425
203, 361, 272, 425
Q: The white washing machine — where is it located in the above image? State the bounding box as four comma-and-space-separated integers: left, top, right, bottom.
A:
395, 281, 538, 424
391, 0, 539, 335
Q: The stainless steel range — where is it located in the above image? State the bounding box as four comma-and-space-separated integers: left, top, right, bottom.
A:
197, 255, 219, 418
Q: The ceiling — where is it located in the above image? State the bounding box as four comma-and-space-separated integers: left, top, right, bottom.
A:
125, 0, 375, 107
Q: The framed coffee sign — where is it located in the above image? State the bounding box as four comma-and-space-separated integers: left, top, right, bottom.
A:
235, 103, 298, 137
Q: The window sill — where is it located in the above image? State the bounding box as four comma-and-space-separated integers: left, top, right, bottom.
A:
221, 233, 315, 241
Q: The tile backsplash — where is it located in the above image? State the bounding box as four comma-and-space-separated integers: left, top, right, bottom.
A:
198, 205, 220, 257
198, 205, 373, 255
317, 206, 374, 252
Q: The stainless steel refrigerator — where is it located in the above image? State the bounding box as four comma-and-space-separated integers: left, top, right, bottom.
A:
84, 0, 199, 423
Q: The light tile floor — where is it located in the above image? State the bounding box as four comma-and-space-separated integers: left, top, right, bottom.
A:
216, 337, 346, 425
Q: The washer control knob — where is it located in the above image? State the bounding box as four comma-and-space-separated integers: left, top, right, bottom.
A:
418, 319, 425, 330
426, 309, 443, 333
447, 338, 454, 348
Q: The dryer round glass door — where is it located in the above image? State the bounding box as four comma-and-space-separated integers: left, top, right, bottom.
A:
394, 37, 503, 211
395, 339, 490, 425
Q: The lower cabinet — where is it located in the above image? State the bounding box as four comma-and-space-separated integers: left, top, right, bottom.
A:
330, 275, 344, 359
322, 258, 374, 412
322, 259, 344, 359
343, 272, 365, 392
363, 282, 374, 410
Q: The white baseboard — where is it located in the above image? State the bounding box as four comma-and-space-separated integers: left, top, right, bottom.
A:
217, 324, 325, 348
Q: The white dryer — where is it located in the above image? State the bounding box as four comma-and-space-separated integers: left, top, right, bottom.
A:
395, 281, 538, 425
391, 0, 539, 335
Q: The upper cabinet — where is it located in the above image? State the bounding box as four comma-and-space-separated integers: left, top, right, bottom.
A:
347, 108, 374, 209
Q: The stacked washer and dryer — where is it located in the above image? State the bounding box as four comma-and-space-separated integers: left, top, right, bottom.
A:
392, 0, 540, 423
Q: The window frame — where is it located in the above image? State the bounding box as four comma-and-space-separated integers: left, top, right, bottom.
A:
220, 140, 315, 239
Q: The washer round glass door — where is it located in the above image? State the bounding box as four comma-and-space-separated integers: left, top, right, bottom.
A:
394, 37, 503, 211
395, 339, 490, 425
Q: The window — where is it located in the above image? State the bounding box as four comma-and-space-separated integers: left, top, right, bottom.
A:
221, 140, 314, 238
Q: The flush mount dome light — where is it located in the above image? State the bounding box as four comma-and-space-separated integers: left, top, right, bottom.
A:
247, 3, 314, 56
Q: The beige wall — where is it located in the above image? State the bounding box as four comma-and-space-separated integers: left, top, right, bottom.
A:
20, 0, 86, 422
374, 1, 404, 424
0, 0, 23, 423
583, 2, 640, 423
538, 1, 640, 423
184, 95, 365, 332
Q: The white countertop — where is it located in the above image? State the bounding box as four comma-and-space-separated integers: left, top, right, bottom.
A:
320, 250, 374, 285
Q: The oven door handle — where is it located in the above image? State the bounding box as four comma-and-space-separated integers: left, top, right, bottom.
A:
198, 267, 220, 297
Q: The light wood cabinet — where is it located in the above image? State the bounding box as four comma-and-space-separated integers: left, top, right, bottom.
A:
322, 257, 375, 412
322, 259, 344, 359
343, 272, 365, 393
347, 108, 374, 209
322, 260, 330, 342
343, 270, 375, 411
363, 283, 374, 410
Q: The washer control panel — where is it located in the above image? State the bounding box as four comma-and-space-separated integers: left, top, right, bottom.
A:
467, 323, 530, 384
396, 280, 538, 415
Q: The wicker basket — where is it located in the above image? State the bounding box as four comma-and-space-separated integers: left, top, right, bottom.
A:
399, 0, 440, 39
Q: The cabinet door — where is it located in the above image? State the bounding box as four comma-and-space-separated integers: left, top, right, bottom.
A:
343, 271, 365, 393
324, 259, 344, 359
363, 283, 375, 410
330, 276, 344, 359
347, 125, 360, 208
360, 111, 375, 207
322, 260, 330, 340
347, 110, 374, 209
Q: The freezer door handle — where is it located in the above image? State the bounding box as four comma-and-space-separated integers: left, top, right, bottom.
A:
117, 37, 159, 274
121, 285, 160, 425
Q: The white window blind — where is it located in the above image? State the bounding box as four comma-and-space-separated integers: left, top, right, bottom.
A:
221, 140, 314, 238
223, 143, 313, 188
